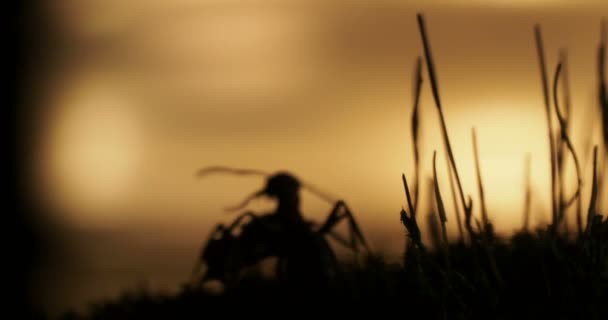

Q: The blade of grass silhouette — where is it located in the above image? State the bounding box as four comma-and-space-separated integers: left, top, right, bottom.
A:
464, 197, 476, 241
400, 174, 423, 250
425, 176, 442, 251
556, 49, 569, 227
472, 128, 502, 286
523, 153, 532, 232
403, 57, 423, 258
472, 127, 489, 229
552, 62, 582, 230
560, 49, 572, 122
474, 218, 483, 235
401, 178, 453, 279
417, 13, 471, 222
586, 146, 599, 236
534, 25, 558, 228
447, 150, 465, 243
427, 207, 442, 252
400, 207, 423, 251
576, 181, 583, 235
580, 109, 599, 231
599, 20, 607, 151
557, 49, 573, 234
412, 56, 423, 212
433, 151, 451, 274
597, 20, 607, 214
402, 173, 416, 218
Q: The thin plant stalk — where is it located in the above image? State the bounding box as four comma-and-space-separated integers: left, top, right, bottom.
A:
472, 127, 489, 228
402, 56, 423, 260
411, 57, 423, 213
403, 173, 416, 218
534, 25, 558, 228
447, 156, 465, 243
433, 151, 451, 273
401, 174, 424, 254
556, 49, 571, 232
471, 129, 501, 285
523, 153, 532, 231
417, 14, 471, 220
598, 20, 607, 150
597, 20, 607, 214
552, 62, 583, 233
576, 175, 583, 236
586, 146, 599, 236
560, 49, 572, 123
464, 196, 476, 241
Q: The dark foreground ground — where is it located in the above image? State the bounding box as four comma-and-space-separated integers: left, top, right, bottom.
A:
41, 226, 607, 320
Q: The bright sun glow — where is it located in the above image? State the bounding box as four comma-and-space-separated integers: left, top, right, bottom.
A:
43, 78, 143, 224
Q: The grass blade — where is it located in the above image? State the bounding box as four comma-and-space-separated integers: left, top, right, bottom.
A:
433, 151, 451, 273
597, 20, 607, 214
400, 175, 424, 253
472, 127, 489, 229
523, 153, 532, 231
447, 155, 465, 243
534, 24, 558, 228
412, 56, 423, 212
417, 13, 471, 220
598, 20, 607, 150
552, 62, 583, 233
556, 49, 570, 232
403, 173, 416, 218
586, 146, 599, 236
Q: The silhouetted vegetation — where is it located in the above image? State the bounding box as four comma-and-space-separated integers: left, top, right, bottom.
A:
54, 226, 607, 319
49, 13, 608, 320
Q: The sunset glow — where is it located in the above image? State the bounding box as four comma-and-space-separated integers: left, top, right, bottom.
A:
22, 0, 607, 316
41, 76, 143, 225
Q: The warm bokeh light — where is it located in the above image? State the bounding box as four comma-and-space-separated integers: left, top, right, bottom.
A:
22, 0, 607, 316
39, 74, 143, 226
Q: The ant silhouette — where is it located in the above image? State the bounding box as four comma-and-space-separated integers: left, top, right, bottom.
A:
190, 166, 370, 290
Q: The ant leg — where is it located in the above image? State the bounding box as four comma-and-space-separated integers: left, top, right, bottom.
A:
228, 211, 280, 234
318, 201, 370, 253
189, 224, 229, 287
227, 211, 258, 232
340, 203, 370, 253
318, 201, 347, 234
324, 229, 352, 248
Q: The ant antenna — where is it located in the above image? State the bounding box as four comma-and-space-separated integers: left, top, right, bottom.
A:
195, 166, 269, 177
195, 166, 268, 213
223, 190, 265, 213
194, 165, 341, 209
299, 179, 339, 205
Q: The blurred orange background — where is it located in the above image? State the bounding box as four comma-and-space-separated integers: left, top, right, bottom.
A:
20, 0, 607, 316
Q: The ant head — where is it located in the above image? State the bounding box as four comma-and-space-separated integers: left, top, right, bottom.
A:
262, 172, 301, 199
195, 166, 335, 210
